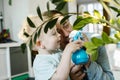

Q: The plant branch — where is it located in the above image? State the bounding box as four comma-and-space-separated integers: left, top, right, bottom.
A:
101, 19, 120, 31
99, 0, 114, 18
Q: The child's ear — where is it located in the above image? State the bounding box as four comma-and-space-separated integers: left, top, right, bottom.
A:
36, 41, 41, 46
36, 40, 45, 49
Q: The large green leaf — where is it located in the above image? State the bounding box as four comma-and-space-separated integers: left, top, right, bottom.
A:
84, 42, 98, 61
73, 17, 98, 30
60, 15, 71, 24
55, 2, 67, 11
84, 42, 98, 50
21, 43, 26, 53
37, 6, 43, 21
102, 32, 112, 44
87, 48, 98, 61
44, 18, 58, 33
73, 16, 84, 27
27, 17, 36, 28
91, 37, 104, 46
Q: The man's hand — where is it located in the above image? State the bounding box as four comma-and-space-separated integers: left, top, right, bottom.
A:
70, 59, 91, 80
70, 65, 86, 80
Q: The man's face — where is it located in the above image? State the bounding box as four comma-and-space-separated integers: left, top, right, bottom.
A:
56, 16, 72, 50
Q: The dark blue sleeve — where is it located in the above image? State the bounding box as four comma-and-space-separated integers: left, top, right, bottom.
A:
86, 46, 114, 80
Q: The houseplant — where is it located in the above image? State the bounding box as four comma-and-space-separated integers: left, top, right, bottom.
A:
19, 0, 120, 61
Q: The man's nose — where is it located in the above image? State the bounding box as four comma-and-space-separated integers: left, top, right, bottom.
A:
64, 31, 70, 37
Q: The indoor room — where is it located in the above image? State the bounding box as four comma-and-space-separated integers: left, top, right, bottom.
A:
0, 0, 120, 80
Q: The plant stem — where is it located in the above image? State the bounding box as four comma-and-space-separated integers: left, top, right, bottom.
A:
101, 19, 120, 31
99, 0, 114, 18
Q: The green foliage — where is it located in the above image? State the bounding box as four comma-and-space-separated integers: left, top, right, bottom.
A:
44, 18, 58, 33
84, 32, 119, 61
29, 39, 33, 50
8, 0, 12, 6
114, 0, 120, 6
47, 2, 50, 13
50, 0, 67, 11
34, 32, 38, 44
20, 0, 120, 61
27, 17, 36, 28
60, 15, 71, 24
23, 31, 29, 37
94, 10, 102, 19
50, 0, 61, 4
21, 43, 26, 53
55, 2, 67, 11
37, 6, 43, 21
73, 16, 99, 30
114, 31, 120, 40
37, 27, 42, 38
109, 6, 120, 17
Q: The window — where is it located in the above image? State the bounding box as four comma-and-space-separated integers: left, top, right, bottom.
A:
78, 2, 103, 34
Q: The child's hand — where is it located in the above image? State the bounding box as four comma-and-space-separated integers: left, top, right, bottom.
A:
64, 40, 83, 54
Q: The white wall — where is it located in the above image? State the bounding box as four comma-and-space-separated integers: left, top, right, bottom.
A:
3, 0, 55, 42
28, 0, 55, 15
3, 0, 29, 42
0, 0, 4, 32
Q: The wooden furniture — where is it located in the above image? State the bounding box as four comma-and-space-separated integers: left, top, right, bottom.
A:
0, 42, 29, 80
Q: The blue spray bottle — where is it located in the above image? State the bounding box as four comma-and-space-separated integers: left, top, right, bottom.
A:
69, 30, 89, 65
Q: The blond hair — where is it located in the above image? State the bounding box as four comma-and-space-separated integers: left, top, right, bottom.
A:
18, 15, 42, 43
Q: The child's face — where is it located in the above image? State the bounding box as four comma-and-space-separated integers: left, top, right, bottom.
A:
42, 26, 61, 51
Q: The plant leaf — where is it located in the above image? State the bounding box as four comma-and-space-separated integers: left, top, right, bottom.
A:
73, 17, 98, 30
9, 0, 12, 5
27, 17, 36, 28
102, 32, 112, 44
34, 32, 38, 44
109, 6, 120, 17
109, 19, 115, 25
37, 27, 42, 38
91, 37, 103, 46
84, 42, 98, 50
55, 2, 67, 11
21, 43, 26, 53
24, 32, 29, 37
84, 42, 98, 61
73, 16, 83, 27
109, 6, 120, 12
37, 6, 43, 21
114, 31, 120, 40
44, 18, 58, 33
47, 2, 50, 13
29, 39, 33, 50
51, 0, 61, 3
114, 0, 120, 5
94, 10, 102, 19
60, 15, 71, 24
116, 18, 120, 27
